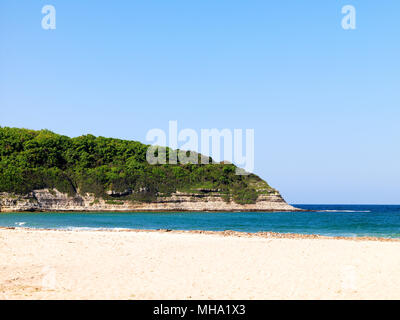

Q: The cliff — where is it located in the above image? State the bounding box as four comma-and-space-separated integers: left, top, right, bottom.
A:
0, 127, 301, 212
0, 189, 300, 212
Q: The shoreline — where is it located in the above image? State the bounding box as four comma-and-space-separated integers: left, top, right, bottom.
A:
0, 208, 306, 213
1, 226, 398, 242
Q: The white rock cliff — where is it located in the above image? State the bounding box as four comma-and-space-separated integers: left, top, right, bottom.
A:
0, 189, 301, 212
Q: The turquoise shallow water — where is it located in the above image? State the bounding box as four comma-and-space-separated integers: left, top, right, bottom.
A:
1, 205, 400, 238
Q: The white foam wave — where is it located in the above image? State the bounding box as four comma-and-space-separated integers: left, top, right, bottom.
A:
64, 227, 102, 231
15, 222, 26, 226
318, 210, 371, 213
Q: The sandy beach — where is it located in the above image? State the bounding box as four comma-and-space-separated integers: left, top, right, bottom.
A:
1, 228, 400, 300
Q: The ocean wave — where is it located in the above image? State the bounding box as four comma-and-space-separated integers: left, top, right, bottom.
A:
317, 210, 371, 213
64, 227, 104, 231
15, 222, 26, 226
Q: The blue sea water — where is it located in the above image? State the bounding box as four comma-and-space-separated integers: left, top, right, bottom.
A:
1, 205, 400, 239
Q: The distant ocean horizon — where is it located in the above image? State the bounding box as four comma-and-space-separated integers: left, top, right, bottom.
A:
1, 205, 400, 239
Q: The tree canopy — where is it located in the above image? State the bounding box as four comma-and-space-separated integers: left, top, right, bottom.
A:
0, 127, 273, 204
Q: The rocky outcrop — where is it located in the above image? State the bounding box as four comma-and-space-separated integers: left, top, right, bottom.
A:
0, 189, 302, 212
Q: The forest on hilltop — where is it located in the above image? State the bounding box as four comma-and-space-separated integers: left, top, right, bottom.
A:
0, 127, 274, 204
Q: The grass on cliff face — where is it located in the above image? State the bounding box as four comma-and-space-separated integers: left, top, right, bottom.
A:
0, 127, 274, 204
105, 200, 124, 205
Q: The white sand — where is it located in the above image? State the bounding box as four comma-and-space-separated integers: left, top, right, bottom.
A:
1, 228, 400, 300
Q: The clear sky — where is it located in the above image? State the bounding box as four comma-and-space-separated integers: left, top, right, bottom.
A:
0, 1, 399, 204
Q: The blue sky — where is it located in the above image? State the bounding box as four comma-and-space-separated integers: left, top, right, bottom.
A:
0, 1, 399, 204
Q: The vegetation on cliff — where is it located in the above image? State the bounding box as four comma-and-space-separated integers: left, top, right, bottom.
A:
0, 127, 275, 204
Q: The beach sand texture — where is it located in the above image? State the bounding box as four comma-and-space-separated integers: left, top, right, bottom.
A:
1, 228, 400, 300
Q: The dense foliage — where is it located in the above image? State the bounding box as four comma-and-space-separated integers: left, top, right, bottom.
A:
0, 127, 273, 204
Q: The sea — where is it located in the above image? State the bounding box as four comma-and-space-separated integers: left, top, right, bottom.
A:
1, 205, 400, 239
